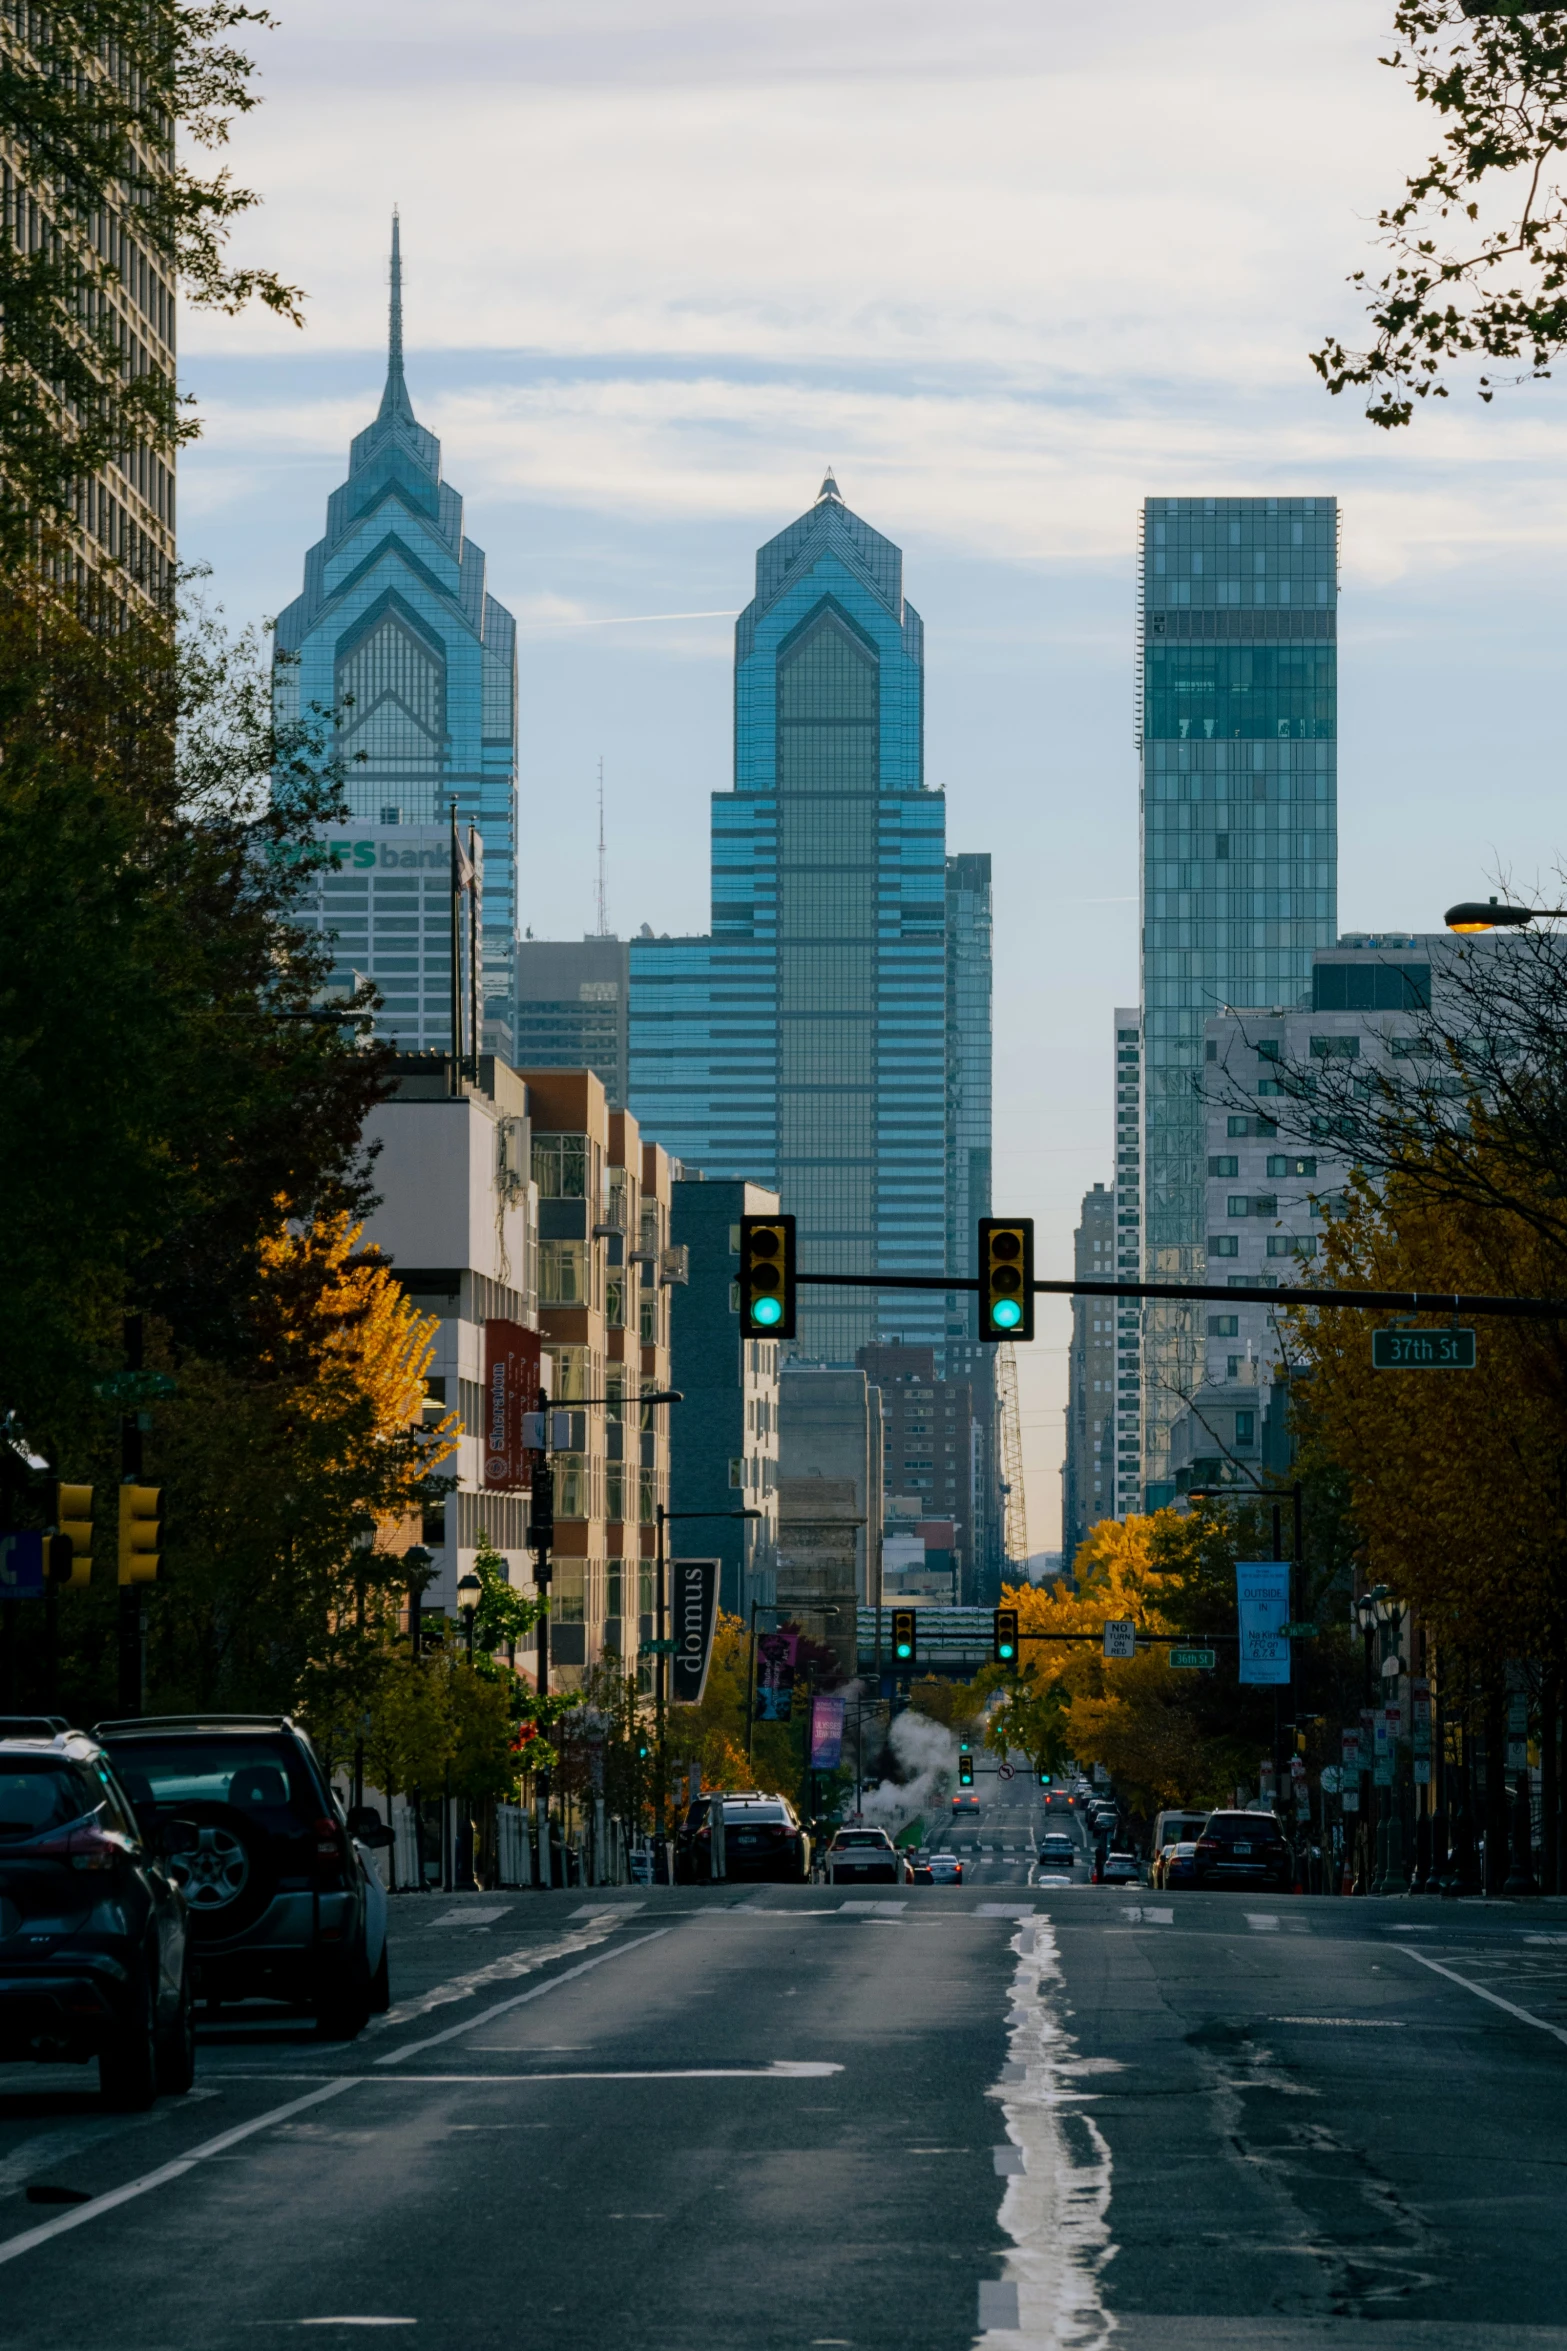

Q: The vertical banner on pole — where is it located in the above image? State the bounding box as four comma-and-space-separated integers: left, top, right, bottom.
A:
756, 1630, 799, 1721
670, 1559, 720, 1705
1235, 1562, 1291, 1686
810, 1693, 846, 1772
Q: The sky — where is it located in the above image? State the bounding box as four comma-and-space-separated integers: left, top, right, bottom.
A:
181, 0, 1567, 1550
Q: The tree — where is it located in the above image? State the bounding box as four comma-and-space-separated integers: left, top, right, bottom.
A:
0, 2, 303, 559
1315, 2, 1567, 426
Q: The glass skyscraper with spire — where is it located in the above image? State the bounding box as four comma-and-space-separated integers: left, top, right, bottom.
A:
272, 217, 519, 1050
631, 472, 982, 1366
1138, 495, 1338, 1503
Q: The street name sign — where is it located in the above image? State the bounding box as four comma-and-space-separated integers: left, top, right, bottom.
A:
1371, 1328, 1476, 1370
1280, 1621, 1318, 1640
1169, 1646, 1216, 1669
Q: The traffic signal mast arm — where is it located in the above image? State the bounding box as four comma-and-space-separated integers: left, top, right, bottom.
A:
792, 1271, 1567, 1319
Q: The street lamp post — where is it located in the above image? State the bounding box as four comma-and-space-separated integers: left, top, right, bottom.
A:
457, 1570, 481, 1661
1445, 897, 1567, 932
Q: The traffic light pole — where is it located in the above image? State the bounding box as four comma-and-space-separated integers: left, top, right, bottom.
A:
118, 1315, 143, 1717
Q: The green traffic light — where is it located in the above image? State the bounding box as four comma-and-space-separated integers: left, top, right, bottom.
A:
751, 1296, 783, 1327
896, 1641, 912, 1660
999, 1642, 1015, 1660
990, 1297, 1022, 1330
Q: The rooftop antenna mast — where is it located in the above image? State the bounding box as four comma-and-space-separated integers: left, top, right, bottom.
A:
595, 756, 609, 937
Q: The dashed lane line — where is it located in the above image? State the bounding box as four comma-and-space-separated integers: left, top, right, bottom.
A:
374, 1929, 671, 2065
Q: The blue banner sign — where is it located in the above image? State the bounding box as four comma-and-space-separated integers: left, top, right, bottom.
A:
1236, 1561, 1291, 1687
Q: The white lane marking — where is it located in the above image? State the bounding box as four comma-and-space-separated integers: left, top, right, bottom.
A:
366, 1919, 623, 2031
374, 1930, 671, 2064
1118, 1906, 1173, 1925
0, 2086, 219, 2197
976, 1903, 1036, 1919
298, 2324, 416, 2331
430, 1905, 509, 1926
838, 1900, 906, 1915
980, 1917, 1115, 2346
353, 2062, 844, 2082
992, 2145, 1025, 2175
570, 1902, 645, 1920
1270, 2016, 1407, 2027
1523, 1932, 1567, 1946
0, 2080, 357, 2268
1399, 1945, 1567, 2046
1245, 1913, 1280, 1931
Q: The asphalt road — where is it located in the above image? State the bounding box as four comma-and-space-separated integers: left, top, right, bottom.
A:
5, 1806, 1567, 2350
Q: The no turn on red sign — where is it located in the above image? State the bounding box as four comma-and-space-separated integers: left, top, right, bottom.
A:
1102, 1619, 1136, 1660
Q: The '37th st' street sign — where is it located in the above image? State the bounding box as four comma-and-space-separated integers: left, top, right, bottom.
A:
1371, 1329, 1477, 1370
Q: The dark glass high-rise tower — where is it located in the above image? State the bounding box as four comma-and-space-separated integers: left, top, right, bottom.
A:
1138, 496, 1338, 1504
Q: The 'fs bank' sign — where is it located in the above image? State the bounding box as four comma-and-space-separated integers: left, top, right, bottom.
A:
271, 832, 467, 875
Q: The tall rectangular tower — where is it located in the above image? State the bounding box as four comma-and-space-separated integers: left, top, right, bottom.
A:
630, 471, 949, 1366
1137, 496, 1338, 1505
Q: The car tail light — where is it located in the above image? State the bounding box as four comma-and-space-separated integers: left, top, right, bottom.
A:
314, 1816, 349, 1882
1196, 1838, 1220, 1854
31, 1823, 131, 1872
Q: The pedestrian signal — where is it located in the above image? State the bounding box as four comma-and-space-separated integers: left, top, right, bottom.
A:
891, 1607, 917, 1667
739, 1215, 797, 1339
54, 1483, 93, 1587
958, 1751, 974, 1787
117, 1483, 161, 1585
993, 1607, 1018, 1666
979, 1218, 1035, 1343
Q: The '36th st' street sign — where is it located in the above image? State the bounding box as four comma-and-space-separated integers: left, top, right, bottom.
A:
1371, 1329, 1477, 1370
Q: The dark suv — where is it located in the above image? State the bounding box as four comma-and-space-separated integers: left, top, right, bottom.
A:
675, 1791, 811, 1884
96, 1714, 387, 2039
0, 1727, 194, 2108
1192, 1810, 1294, 1892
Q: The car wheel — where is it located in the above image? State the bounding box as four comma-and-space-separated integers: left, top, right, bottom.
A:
368, 1941, 390, 2014
161, 1802, 274, 1939
155, 1965, 197, 2096
101, 1978, 159, 2111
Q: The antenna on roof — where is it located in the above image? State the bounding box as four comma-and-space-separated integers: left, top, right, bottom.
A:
595, 756, 609, 937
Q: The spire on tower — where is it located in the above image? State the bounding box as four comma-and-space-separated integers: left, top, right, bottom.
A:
815, 467, 842, 505
378, 209, 415, 425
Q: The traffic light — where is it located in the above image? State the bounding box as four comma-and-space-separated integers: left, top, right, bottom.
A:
993, 1607, 1018, 1666
1038, 1767, 1052, 1787
54, 1483, 93, 1587
891, 1607, 917, 1668
117, 1483, 161, 1585
739, 1214, 797, 1339
979, 1217, 1035, 1343
958, 1748, 974, 1788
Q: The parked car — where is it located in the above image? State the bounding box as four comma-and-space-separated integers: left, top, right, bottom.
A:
826, 1828, 905, 1885
675, 1791, 811, 1884
0, 1726, 194, 2108
96, 1714, 386, 2039
1158, 1840, 1202, 1890
926, 1852, 964, 1885
1191, 1810, 1293, 1892
1037, 1831, 1079, 1872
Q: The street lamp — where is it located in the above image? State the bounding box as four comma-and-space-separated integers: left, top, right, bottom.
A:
457, 1569, 481, 1661
1445, 896, 1567, 932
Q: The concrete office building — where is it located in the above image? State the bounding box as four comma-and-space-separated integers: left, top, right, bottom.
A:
273, 218, 519, 1052
1138, 496, 1338, 1503
856, 1342, 986, 1601
666, 1177, 782, 1621
282, 820, 481, 1054
1062, 1183, 1116, 1565
513, 938, 631, 1107
362, 1055, 539, 1618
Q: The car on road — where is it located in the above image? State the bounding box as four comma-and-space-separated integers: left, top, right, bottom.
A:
676, 1791, 811, 1884
1191, 1810, 1293, 1892
1037, 1831, 1078, 1872
826, 1828, 907, 1885
97, 1713, 387, 2040
0, 1725, 194, 2109
1155, 1840, 1202, 1890
1096, 1849, 1141, 1886
926, 1852, 964, 1885
951, 1792, 981, 1816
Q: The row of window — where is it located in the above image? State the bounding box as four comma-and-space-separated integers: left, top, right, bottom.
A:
1208, 1234, 1316, 1259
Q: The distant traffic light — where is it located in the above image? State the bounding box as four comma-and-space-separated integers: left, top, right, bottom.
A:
1038, 1767, 1052, 1787
54, 1483, 93, 1588
958, 1751, 974, 1787
117, 1483, 161, 1584
979, 1218, 1035, 1343
993, 1607, 1018, 1666
891, 1607, 916, 1668
739, 1215, 797, 1339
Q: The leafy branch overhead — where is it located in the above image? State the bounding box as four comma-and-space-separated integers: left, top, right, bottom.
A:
1315, 1, 1567, 425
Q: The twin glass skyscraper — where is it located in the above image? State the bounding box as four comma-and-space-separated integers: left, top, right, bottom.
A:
1137, 496, 1338, 1503
273, 219, 519, 1049
630, 472, 991, 1366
